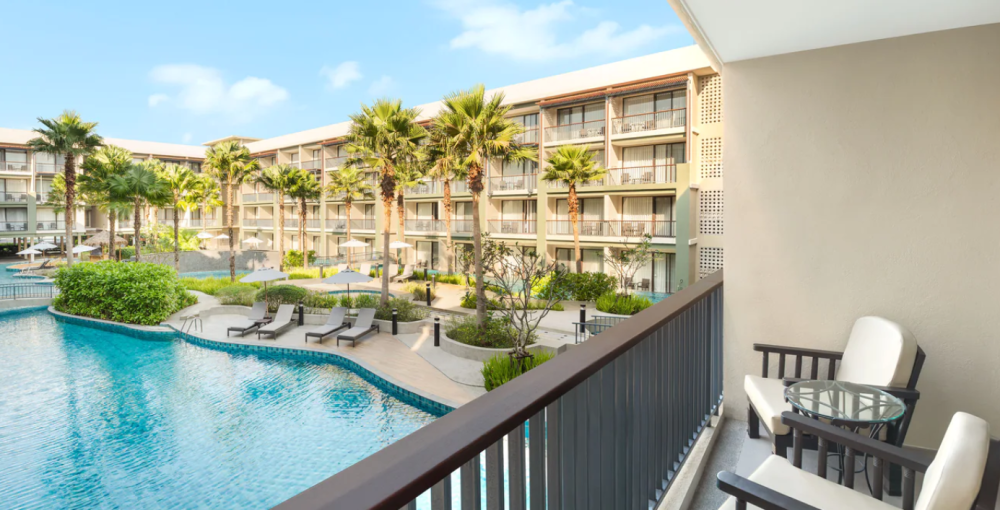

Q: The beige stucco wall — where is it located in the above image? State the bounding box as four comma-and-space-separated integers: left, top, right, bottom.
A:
723, 23, 1000, 448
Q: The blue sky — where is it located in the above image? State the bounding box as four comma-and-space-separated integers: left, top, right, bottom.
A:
0, 0, 691, 145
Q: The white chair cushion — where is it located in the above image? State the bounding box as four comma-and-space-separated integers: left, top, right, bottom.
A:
745, 375, 791, 436
915, 412, 990, 510
718, 455, 896, 510
835, 316, 917, 388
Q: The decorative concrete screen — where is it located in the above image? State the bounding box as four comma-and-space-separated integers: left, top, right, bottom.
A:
699, 189, 724, 235
699, 74, 723, 124
699, 246, 724, 278
700, 136, 723, 179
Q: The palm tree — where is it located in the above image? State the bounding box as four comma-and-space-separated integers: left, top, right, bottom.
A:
27, 111, 103, 265
325, 165, 374, 255
437, 84, 536, 324
541, 145, 607, 273
425, 124, 468, 273
158, 164, 197, 271
204, 140, 259, 281
393, 159, 426, 248
80, 145, 133, 260
107, 162, 170, 261
287, 169, 322, 269
344, 99, 426, 304
257, 164, 299, 270
188, 175, 223, 241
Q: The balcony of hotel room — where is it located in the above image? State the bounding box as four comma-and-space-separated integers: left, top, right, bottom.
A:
0, 177, 31, 205
0, 148, 32, 176
240, 181, 274, 205
541, 100, 607, 148
241, 205, 274, 229
608, 87, 688, 144
485, 157, 538, 198
160, 158, 204, 174
325, 202, 376, 234
544, 193, 677, 242
300, 146, 325, 184
282, 204, 322, 231
486, 198, 537, 238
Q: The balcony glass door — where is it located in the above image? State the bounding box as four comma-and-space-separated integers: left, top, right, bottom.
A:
415, 241, 438, 270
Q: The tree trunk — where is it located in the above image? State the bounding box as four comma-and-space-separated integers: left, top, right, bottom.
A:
200, 202, 207, 250
469, 162, 486, 326
379, 167, 395, 306
299, 198, 308, 270
108, 211, 116, 261
345, 200, 352, 269
133, 197, 142, 261
64, 152, 75, 266
227, 181, 235, 281
443, 178, 453, 274
569, 184, 582, 274
276, 193, 284, 270
173, 203, 180, 271
396, 192, 404, 254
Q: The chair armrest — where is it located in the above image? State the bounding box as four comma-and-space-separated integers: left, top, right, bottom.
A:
716, 472, 821, 510
780, 377, 921, 402
780, 412, 932, 472
753, 344, 844, 360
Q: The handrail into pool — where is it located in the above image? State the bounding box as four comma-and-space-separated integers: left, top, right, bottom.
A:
275, 269, 724, 510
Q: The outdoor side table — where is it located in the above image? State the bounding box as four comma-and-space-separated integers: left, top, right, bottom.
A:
784, 380, 905, 490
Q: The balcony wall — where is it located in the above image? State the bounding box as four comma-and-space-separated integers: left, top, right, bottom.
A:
724, 23, 1000, 448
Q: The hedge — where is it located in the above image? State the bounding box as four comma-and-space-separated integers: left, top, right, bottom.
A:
53, 261, 196, 325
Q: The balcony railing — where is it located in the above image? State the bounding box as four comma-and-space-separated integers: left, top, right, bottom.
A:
405, 219, 445, 232
242, 193, 274, 203
546, 219, 613, 236
284, 219, 299, 228
301, 159, 322, 170
451, 179, 470, 194
326, 219, 348, 231
34, 163, 64, 175
0, 192, 29, 203
514, 127, 540, 144
611, 108, 687, 135
325, 156, 348, 169
0, 222, 28, 232
488, 173, 536, 193
488, 219, 536, 235
189, 219, 218, 228
606, 165, 678, 185
350, 219, 375, 230
546, 176, 606, 189
243, 218, 273, 228
35, 192, 52, 204
305, 219, 321, 229
0, 161, 31, 173
545, 219, 676, 237
543, 119, 606, 142
274, 270, 724, 510
451, 219, 474, 234
36, 220, 65, 231
407, 180, 444, 195
288, 161, 301, 169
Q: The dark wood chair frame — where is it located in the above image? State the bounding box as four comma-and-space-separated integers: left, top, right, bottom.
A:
718, 411, 1000, 510
747, 343, 926, 494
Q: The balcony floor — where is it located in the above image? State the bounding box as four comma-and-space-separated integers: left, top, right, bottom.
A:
689, 420, 922, 510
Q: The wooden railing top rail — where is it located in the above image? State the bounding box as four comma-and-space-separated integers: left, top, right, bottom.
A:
276, 269, 724, 510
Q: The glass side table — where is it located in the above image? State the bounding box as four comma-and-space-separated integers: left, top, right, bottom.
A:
784, 380, 906, 490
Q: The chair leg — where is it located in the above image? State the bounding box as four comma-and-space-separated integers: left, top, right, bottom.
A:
747, 405, 760, 439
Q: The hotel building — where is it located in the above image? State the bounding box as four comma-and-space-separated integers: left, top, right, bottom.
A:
0, 45, 723, 295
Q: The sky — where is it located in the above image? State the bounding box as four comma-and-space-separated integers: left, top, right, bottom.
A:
0, 0, 692, 146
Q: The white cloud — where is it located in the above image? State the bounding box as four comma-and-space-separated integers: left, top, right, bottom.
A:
433, 0, 674, 61
147, 64, 289, 122
320, 61, 362, 90
367, 76, 394, 96
148, 94, 169, 107
181, 133, 193, 143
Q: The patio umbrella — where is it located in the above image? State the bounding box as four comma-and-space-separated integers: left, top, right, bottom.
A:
239, 267, 289, 299
196, 232, 214, 239
388, 241, 412, 265
322, 269, 373, 301
30, 242, 58, 251
339, 239, 369, 268
17, 248, 42, 262
72, 245, 99, 254
214, 233, 229, 239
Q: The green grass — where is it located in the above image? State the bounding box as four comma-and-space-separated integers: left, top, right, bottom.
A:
179, 276, 259, 295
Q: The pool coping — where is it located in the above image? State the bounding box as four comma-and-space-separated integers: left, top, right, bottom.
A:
45, 306, 458, 416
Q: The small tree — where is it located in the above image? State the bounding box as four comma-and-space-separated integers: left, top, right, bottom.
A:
482, 237, 568, 358
604, 234, 654, 295
457, 244, 475, 287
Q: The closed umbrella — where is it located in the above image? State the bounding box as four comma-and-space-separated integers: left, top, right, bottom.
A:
240, 267, 289, 304
339, 239, 369, 269
322, 269, 373, 301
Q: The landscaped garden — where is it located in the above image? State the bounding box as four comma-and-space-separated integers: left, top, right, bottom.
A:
53, 261, 196, 325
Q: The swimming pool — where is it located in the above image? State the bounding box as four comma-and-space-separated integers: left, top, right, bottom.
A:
0, 308, 441, 509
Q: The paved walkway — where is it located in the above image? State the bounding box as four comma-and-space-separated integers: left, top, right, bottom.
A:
165, 292, 484, 407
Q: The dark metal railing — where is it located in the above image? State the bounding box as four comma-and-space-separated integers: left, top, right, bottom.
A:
1, 192, 29, 202
36, 221, 66, 231
573, 314, 630, 343
0, 222, 28, 232
0, 283, 55, 300
275, 270, 724, 510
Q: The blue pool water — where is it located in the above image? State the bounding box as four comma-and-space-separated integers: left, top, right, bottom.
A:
0, 309, 441, 509
179, 269, 251, 279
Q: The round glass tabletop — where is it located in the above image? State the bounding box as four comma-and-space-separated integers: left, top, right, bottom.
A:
784, 380, 905, 425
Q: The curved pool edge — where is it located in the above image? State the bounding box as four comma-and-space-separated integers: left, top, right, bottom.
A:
45, 307, 458, 416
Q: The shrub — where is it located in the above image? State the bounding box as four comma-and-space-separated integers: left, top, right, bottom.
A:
338, 295, 355, 308
481, 351, 554, 391
535, 272, 616, 302
411, 272, 473, 286
460, 292, 501, 310
255, 284, 308, 312
595, 292, 653, 315
374, 298, 427, 322
404, 282, 436, 302
354, 293, 379, 309
287, 267, 335, 280
216, 285, 258, 306
180, 276, 258, 296
53, 261, 196, 325
445, 314, 535, 349
303, 291, 339, 310
283, 249, 317, 268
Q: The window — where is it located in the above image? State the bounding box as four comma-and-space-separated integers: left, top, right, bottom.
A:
557, 103, 604, 126
363, 204, 375, 219
555, 248, 604, 273
500, 200, 536, 221
312, 149, 320, 160
3, 150, 27, 163
416, 202, 438, 220
622, 143, 685, 166
454, 202, 473, 219
501, 159, 538, 175
512, 113, 538, 128
555, 198, 603, 221
290, 153, 299, 163
416, 241, 439, 269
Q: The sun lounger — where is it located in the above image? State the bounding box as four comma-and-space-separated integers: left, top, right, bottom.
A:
358, 263, 372, 276
337, 308, 379, 346
305, 307, 349, 343
336, 263, 348, 272
227, 302, 268, 337
257, 304, 295, 340
391, 264, 414, 283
